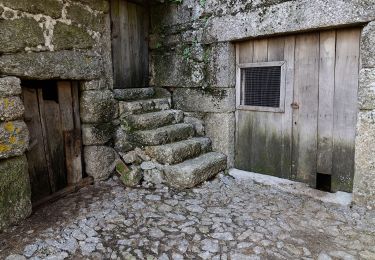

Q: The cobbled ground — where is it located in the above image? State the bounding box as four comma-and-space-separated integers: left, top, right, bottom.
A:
1, 175, 375, 260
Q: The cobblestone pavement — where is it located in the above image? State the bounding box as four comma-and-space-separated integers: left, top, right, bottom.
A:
1, 175, 375, 260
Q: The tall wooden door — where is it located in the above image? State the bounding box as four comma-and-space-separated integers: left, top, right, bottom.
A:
110, 0, 149, 89
235, 28, 361, 192
22, 81, 83, 202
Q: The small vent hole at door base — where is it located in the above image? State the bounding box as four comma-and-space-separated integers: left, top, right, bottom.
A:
316, 173, 332, 192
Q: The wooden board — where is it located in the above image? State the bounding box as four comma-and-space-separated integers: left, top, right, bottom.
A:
111, 0, 149, 89
331, 28, 360, 192
317, 30, 336, 175
22, 88, 51, 202
292, 33, 320, 186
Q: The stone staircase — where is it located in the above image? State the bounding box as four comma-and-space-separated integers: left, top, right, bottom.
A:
114, 87, 227, 189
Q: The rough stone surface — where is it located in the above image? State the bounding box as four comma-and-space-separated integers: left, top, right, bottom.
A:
353, 110, 375, 209
52, 22, 95, 51
117, 164, 142, 188
84, 146, 117, 181
205, 112, 235, 168
66, 3, 106, 32
114, 88, 155, 101
145, 137, 211, 165
361, 21, 375, 68
359, 68, 375, 110
173, 88, 235, 113
80, 80, 107, 91
164, 152, 227, 189
0, 51, 103, 80
0, 77, 21, 97
184, 115, 205, 136
122, 110, 183, 131
0, 18, 44, 54
72, 0, 110, 13
80, 90, 118, 123
82, 123, 115, 146
3, 176, 374, 259
0, 121, 29, 160
133, 123, 195, 146
0, 0, 63, 18
0, 96, 24, 122
114, 127, 134, 153
0, 155, 31, 231
119, 98, 170, 115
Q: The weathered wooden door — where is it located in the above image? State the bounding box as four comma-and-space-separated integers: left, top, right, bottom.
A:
235, 28, 360, 192
22, 81, 83, 202
110, 0, 149, 89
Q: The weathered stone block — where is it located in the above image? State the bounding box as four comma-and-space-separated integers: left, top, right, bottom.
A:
361, 21, 375, 68
71, 0, 110, 13
80, 90, 118, 123
0, 51, 103, 80
67, 3, 106, 32
0, 0, 63, 18
208, 43, 236, 88
82, 122, 115, 145
359, 68, 375, 110
0, 155, 32, 231
0, 121, 29, 160
80, 80, 107, 91
53, 22, 95, 51
0, 77, 21, 97
353, 110, 375, 209
173, 88, 235, 113
118, 164, 142, 187
0, 96, 24, 121
0, 18, 44, 53
204, 112, 235, 168
84, 146, 117, 181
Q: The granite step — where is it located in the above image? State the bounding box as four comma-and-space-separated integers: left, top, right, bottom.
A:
145, 137, 212, 164
163, 152, 227, 189
123, 110, 183, 130
119, 97, 170, 115
114, 88, 155, 101
133, 123, 194, 146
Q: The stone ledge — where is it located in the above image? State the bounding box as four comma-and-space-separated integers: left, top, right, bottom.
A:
80, 90, 118, 124
0, 77, 21, 98
0, 51, 103, 80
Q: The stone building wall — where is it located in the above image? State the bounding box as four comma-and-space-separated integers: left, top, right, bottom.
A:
149, 0, 375, 207
0, 0, 118, 230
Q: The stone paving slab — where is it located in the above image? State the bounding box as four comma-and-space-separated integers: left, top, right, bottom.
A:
1, 175, 375, 260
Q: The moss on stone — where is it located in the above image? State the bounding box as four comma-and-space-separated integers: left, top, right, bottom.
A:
71, 0, 110, 13
0, 155, 32, 231
0, 0, 63, 18
53, 22, 95, 51
67, 3, 106, 32
0, 18, 45, 54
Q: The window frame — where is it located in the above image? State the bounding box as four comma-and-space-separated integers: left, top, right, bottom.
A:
236, 61, 287, 113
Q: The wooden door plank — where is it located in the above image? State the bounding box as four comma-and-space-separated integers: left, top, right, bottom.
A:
292, 33, 320, 186
280, 35, 295, 179
22, 87, 51, 202
37, 88, 56, 193
238, 41, 254, 64
317, 30, 336, 175
249, 39, 269, 173
44, 99, 67, 191
70, 82, 83, 184
332, 28, 360, 192
58, 81, 74, 131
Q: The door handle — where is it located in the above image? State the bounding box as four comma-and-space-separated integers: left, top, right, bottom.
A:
291, 102, 299, 109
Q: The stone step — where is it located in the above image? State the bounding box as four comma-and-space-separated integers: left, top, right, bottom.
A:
163, 152, 227, 189
119, 97, 171, 115
133, 123, 194, 146
145, 137, 212, 164
123, 110, 184, 131
114, 88, 155, 101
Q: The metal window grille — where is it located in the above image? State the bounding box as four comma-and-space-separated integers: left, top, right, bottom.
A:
241, 66, 281, 108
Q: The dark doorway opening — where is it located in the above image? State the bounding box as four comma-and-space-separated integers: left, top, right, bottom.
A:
316, 173, 332, 192
21, 80, 83, 204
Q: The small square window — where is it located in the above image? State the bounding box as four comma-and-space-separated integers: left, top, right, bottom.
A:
241, 66, 281, 107
237, 61, 286, 112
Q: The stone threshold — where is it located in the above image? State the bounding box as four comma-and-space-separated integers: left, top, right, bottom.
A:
229, 169, 353, 207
